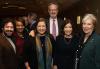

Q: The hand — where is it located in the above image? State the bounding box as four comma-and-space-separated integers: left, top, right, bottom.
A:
25, 62, 31, 69
29, 30, 35, 37
53, 65, 57, 69
26, 66, 31, 69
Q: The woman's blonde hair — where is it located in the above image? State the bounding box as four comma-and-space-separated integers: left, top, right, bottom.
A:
82, 14, 97, 27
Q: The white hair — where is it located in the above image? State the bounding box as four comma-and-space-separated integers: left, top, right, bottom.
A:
82, 14, 97, 24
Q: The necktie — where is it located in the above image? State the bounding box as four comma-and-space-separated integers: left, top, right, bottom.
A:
52, 19, 56, 39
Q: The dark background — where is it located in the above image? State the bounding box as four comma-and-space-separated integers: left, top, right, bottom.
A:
0, 0, 99, 34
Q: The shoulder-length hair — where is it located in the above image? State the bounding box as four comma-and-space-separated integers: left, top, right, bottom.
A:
35, 18, 48, 34
61, 18, 75, 36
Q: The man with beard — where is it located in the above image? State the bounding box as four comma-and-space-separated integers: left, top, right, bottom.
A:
0, 18, 17, 69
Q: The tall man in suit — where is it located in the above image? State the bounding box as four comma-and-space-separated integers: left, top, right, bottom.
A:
0, 18, 17, 69
47, 2, 64, 39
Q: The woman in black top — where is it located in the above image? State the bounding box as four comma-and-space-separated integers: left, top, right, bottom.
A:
25, 18, 55, 69
53, 19, 79, 69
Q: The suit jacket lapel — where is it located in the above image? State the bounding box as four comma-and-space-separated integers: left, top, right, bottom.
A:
46, 19, 50, 33
1, 33, 16, 54
84, 32, 95, 45
57, 18, 62, 35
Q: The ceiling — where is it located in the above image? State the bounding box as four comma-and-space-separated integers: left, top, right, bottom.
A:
0, 0, 80, 17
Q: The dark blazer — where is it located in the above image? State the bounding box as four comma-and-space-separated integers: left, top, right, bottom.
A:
0, 33, 17, 69
24, 35, 38, 69
46, 17, 64, 35
79, 32, 100, 69
53, 35, 79, 69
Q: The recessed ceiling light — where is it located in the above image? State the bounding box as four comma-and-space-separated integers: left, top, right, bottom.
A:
4, 2, 9, 4
2, 6, 8, 8
18, 7, 26, 9
8, 5, 18, 8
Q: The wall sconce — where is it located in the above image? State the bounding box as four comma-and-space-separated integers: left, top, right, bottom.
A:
77, 16, 81, 24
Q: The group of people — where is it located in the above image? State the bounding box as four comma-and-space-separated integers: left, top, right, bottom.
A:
0, 2, 100, 69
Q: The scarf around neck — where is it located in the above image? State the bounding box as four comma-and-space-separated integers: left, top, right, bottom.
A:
35, 34, 52, 69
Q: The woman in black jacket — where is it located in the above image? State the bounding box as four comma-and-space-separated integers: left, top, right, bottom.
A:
53, 19, 79, 69
78, 14, 100, 69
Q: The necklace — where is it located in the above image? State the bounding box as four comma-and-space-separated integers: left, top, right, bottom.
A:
64, 36, 72, 45
17, 33, 24, 38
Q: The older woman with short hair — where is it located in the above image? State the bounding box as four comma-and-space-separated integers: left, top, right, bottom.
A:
79, 14, 100, 69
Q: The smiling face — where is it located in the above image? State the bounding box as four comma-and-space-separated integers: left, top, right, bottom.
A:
82, 19, 94, 34
64, 23, 72, 36
3, 22, 14, 36
16, 21, 25, 33
37, 21, 46, 35
48, 4, 58, 19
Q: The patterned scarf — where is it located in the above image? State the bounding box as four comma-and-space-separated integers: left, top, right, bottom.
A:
36, 34, 52, 69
